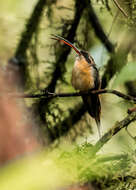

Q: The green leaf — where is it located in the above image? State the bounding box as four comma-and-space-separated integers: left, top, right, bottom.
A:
113, 62, 136, 87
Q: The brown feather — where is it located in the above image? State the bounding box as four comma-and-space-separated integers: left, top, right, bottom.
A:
82, 94, 101, 137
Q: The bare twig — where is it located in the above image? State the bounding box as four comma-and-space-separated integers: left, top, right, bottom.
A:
13, 88, 136, 143
112, 0, 128, 18
12, 90, 136, 149
14, 89, 136, 103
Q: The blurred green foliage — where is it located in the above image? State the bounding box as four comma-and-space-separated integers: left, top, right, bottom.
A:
0, 143, 135, 190
113, 62, 136, 87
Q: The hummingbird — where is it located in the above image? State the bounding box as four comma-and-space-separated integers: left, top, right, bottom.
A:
51, 34, 101, 137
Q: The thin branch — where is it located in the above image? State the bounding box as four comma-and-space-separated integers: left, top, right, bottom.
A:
13, 90, 136, 148
112, 0, 128, 18
93, 111, 136, 154
14, 89, 136, 103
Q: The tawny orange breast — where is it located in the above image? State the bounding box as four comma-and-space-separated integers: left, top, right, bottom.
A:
71, 57, 95, 91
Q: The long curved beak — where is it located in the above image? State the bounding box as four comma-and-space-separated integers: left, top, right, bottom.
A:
51, 34, 81, 56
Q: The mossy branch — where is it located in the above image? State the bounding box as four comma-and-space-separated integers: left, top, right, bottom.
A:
15, 0, 47, 59
9, 0, 49, 88
93, 111, 136, 153
87, 1, 115, 53
101, 37, 131, 88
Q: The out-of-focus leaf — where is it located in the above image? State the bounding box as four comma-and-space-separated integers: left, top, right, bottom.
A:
0, 144, 132, 190
113, 62, 136, 87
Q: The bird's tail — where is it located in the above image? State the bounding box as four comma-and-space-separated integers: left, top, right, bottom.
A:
82, 94, 101, 138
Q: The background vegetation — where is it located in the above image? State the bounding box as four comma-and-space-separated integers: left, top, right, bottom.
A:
0, 0, 136, 189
